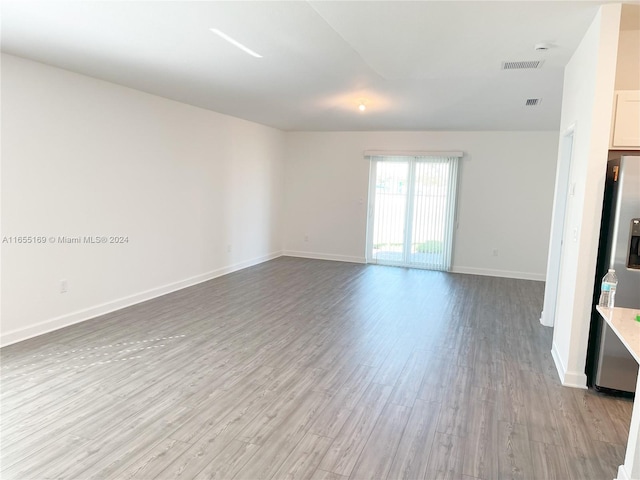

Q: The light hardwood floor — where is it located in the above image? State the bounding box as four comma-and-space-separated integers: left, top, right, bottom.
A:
0, 257, 633, 480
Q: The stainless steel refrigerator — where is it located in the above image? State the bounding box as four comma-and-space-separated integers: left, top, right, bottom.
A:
587, 155, 640, 395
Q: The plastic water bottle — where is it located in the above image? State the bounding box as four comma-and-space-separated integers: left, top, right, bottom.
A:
598, 269, 618, 308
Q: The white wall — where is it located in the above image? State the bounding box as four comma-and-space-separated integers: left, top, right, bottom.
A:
615, 3, 640, 91
0, 54, 285, 346
284, 131, 559, 280
615, 28, 640, 90
548, 4, 621, 388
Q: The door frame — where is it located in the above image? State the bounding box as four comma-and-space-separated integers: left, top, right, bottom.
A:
541, 123, 576, 327
365, 159, 378, 263
365, 156, 456, 269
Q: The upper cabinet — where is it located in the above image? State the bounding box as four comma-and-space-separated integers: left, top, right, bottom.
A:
611, 91, 640, 149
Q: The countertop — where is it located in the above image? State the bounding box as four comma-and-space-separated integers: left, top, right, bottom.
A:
597, 306, 640, 364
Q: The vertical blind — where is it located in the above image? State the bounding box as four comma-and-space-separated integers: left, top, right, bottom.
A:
365, 153, 461, 271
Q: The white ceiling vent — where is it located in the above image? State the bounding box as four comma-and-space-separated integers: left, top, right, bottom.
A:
501, 60, 544, 70
525, 98, 542, 106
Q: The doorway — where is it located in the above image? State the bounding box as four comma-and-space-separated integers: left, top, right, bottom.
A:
541, 126, 575, 327
366, 154, 459, 271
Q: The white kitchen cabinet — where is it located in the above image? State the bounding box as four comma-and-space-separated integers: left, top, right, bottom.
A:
611, 90, 640, 149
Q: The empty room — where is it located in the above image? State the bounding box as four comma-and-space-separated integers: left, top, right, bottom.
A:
2, 1, 640, 480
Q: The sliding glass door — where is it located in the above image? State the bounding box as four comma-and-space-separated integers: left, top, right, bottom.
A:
366, 155, 459, 271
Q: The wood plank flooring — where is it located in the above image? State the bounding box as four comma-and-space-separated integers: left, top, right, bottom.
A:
0, 257, 633, 479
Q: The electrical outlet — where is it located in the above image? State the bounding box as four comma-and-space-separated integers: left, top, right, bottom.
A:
60, 279, 68, 293
304, 234, 309, 242
492, 249, 498, 257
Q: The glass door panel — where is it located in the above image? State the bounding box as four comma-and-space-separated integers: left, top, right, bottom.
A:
370, 160, 409, 265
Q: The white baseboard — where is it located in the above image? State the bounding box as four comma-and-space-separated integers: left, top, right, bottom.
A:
282, 255, 544, 280
551, 341, 588, 389
539, 310, 554, 328
0, 251, 283, 347
283, 250, 366, 264
450, 266, 545, 281
616, 465, 630, 480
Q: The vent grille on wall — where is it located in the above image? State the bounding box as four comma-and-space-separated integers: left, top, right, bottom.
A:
501, 60, 544, 70
525, 98, 541, 106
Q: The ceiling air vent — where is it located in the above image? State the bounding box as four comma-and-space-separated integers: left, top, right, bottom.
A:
501, 60, 544, 70
525, 98, 541, 106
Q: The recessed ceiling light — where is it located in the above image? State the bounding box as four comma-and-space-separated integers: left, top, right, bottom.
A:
209, 28, 262, 58
359, 103, 366, 112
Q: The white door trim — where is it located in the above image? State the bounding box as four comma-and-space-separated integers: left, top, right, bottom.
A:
541, 123, 576, 327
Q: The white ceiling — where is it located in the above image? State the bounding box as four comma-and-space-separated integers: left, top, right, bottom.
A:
0, 1, 622, 131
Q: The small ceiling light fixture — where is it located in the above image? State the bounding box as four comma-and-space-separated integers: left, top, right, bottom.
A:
209, 28, 263, 58
358, 103, 366, 112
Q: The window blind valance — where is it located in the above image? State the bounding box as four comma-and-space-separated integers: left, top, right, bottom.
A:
363, 150, 463, 159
